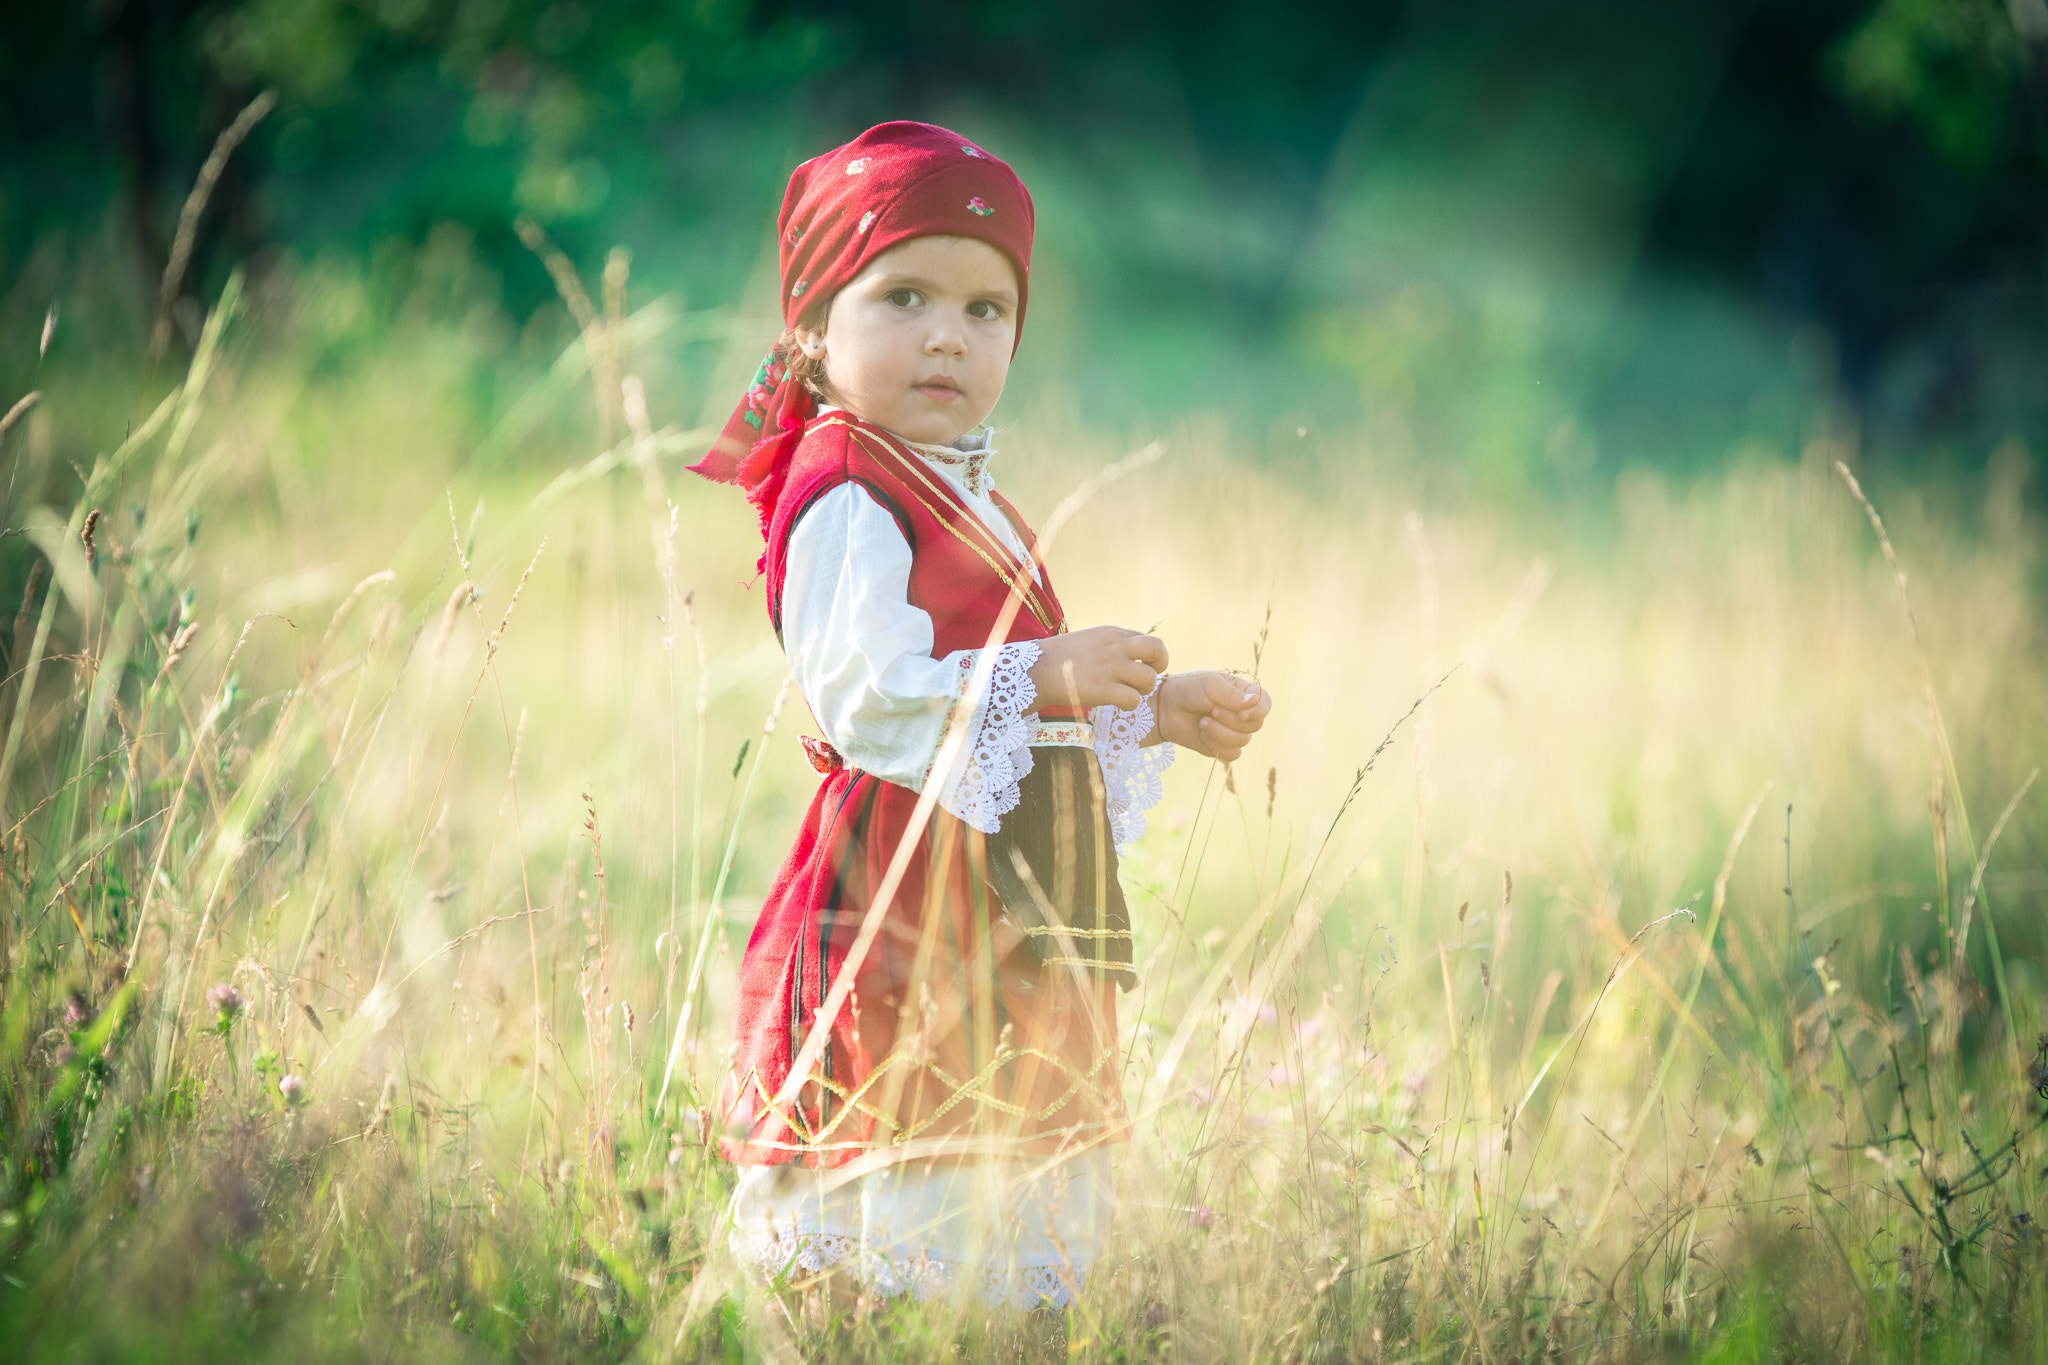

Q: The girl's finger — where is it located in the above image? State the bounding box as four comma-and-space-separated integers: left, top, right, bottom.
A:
1200, 671, 1244, 702
1122, 634, 1169, 671
1115, 660, 1159, 695
1232, 688, 1272, 722
1199, 716, 1241, 756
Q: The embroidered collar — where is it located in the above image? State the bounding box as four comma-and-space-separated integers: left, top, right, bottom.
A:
902, 427, 996, 497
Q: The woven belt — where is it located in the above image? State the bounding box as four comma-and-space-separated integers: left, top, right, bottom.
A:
1028, 717, 1094, 748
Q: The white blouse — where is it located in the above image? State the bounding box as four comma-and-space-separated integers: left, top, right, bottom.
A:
780, 422, 1171, 846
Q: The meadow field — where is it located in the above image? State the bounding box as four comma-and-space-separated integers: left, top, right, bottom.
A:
1, 226, 2045, 1363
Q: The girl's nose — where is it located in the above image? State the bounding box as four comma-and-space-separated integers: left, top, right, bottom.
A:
924, 317, 967, 356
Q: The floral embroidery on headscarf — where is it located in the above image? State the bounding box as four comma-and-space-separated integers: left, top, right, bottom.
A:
845, 157, 871, 174
967, 197, 994, 216
740, 349, 788, 431
857, 210, 876, 232
962, 145, 986, 158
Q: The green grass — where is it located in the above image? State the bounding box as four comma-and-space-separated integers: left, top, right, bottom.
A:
0, 236, 2044, 1364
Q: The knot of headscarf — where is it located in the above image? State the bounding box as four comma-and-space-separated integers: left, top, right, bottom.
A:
688, 121, 1035, 540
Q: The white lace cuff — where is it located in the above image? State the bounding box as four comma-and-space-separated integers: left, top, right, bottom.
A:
928, 640, 1041, 834
1092, 681, 1174, 850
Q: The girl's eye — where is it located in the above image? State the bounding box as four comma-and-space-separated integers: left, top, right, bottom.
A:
967, 300, 1005, 321
886, 288, 923, 308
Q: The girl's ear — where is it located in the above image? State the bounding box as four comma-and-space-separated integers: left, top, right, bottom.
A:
794, 328, 827, 359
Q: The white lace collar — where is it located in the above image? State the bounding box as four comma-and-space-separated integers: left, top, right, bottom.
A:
817, 406, 997, 497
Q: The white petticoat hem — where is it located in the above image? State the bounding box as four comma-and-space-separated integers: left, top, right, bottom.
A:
726, 1151, 1113, 1311
731, 1228, 1084, 1310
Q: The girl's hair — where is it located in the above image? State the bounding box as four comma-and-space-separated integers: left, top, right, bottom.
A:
782, 299, 831, 399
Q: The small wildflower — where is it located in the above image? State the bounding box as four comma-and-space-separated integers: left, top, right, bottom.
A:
63, 992, 94, 1027
1190, 1204, 1218, 1230
207, 983, 243, 1023
278, 1074, 305, 1107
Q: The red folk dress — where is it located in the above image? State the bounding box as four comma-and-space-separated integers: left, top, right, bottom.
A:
717, 412, 1133, 1171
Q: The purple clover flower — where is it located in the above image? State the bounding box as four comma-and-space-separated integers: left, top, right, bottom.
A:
207, 983, 243, 1022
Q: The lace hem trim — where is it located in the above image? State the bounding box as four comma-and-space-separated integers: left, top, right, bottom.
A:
931, 641, 1041, 835
733, 1229, 1082, 1309
1092, 682, 1174, 850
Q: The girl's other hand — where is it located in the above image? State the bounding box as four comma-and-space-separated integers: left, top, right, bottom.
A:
1028, 625, 1168, 712
1155, 671, 1272, 761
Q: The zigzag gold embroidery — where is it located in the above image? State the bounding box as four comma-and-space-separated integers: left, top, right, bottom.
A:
1015, 924, 1132, 939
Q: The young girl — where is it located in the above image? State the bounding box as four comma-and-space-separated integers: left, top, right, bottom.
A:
691, 121, 1272, 1314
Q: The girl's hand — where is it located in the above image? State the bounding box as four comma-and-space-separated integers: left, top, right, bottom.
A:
1028, 625, 1168, 712
1154, 671, 1271, 761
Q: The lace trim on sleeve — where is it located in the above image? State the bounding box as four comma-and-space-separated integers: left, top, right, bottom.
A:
1093, 681, 1175, 850
927, 640, 1041, 834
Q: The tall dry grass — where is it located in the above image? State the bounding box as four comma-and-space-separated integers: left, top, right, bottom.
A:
0, 234, 2043, 1363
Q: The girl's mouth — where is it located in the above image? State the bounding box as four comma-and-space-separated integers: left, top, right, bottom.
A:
913, 378, 960, 402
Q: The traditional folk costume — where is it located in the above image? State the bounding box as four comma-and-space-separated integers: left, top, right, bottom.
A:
690, 123, 1172, 1308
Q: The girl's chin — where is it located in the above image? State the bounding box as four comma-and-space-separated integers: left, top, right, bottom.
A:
898, 422, 976, 445
879, 406, 985, 446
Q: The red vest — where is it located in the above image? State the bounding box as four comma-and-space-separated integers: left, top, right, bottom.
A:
762, 412, 1067, 652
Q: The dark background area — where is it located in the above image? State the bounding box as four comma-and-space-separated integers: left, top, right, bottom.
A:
2, 0, 2044, 483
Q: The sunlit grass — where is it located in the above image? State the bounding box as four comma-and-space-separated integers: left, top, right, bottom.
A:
1, 241, 2044, 1363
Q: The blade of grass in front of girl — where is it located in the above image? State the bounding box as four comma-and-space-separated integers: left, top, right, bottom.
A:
656, 673, 792, 1119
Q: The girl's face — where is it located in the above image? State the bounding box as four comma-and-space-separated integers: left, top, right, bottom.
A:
797, 234, 1019, 446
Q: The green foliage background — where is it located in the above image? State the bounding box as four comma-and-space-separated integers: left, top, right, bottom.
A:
4, 0, 2046, 483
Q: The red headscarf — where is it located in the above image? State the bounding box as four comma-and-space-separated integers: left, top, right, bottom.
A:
688, 121, 1036, 535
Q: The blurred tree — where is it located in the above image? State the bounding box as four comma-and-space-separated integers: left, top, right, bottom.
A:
1834, 0, 2046, 171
